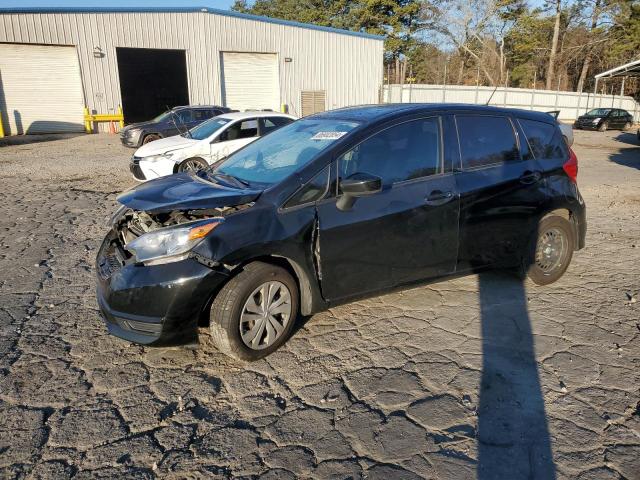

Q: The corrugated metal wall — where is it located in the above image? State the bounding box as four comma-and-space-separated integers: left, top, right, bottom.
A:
0, 11, 384, 130
383, 84, 640, 122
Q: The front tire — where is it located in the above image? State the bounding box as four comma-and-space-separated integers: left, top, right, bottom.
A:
209, 262, 299, 361
623, 122, 632, 131
525, 215, 575, 286
142, 133, 161, 144
598, 121, 608, 132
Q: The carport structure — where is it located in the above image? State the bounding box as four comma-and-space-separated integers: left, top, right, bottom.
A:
594, 59, 640, 95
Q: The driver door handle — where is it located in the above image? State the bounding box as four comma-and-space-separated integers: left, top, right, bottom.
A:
425, 190, 454, 206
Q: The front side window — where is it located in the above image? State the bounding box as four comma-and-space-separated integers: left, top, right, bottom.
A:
456, 115, 520, 169
283, 165, 330, 208
338, 117, 441, 186
519, 119, 567, 160
213, 119, 360, 186
220, 119, 258, 141
587, 108, 611, 117
193, 109, 214, 121
175, 110, 192, 123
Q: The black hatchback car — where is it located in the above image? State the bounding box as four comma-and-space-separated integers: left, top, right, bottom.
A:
120, 105, 233, 147
574, 108, 634, 131
97, 104, 586, 360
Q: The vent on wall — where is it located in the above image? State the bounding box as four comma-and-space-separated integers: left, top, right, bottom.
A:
301, 90, 326, 117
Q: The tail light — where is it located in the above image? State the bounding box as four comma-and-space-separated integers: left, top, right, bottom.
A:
563, 148, 578, 183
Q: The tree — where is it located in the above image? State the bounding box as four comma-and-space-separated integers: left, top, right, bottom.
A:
232, 0, 425, 58
544, 0, 563, 88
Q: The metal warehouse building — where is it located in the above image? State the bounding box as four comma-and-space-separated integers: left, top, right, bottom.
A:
0, 7, 384, 134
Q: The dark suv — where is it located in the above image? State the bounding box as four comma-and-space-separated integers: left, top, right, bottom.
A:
574, 108, 634, 131
120, 105, 233, 147
98, 104, 586, 361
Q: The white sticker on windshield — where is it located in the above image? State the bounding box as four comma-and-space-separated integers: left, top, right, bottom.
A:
311, 131, 348, 141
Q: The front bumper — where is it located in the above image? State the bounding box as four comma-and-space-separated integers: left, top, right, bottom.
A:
96, 232, 229, 346
573, 120, 601, 130
120, 130, 142, 147
129, 157, 146, 181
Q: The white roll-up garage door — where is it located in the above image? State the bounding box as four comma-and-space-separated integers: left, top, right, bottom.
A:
0, 44, 85, 135
221, 52, 280, 112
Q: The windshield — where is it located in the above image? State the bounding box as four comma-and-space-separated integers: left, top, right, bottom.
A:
587, 108, 611, 116
189, 117, 231, 140
152, 111, 173, 123
212, 119, 360, 186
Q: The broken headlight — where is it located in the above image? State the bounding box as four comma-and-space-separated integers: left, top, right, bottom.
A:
125, 218, 223, 265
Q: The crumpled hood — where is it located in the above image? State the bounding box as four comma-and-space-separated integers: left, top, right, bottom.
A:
117, 172, 262, 213
577, 115, 600, 120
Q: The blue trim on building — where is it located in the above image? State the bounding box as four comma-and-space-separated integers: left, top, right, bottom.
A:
0, 6, 385, 40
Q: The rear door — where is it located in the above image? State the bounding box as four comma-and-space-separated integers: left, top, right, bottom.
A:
454, 113, 546, 270
316, 116, 460, 300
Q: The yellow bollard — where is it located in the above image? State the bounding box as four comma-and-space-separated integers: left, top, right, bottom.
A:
118, 105, 124, 129
84, 107, 92, 134
0, 111, 5, 138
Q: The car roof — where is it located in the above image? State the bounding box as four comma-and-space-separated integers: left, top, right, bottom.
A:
173, 105, 227, 110
216, 111, 296, 120
310, 103, 558, 125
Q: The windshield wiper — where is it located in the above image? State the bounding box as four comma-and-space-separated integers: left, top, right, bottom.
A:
168, 107, 192, 139
208, 172, 250, 188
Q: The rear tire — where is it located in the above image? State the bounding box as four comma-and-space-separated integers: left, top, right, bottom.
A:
178, 157, 208, 173
598, 121, 608, 132
524, 215, 575, 286
209, 262, 299, 361
623, 122, 632, 131
142, 133, 161, 144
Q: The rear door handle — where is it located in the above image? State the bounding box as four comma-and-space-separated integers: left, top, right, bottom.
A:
520, 171, 541, 184
425, 190, 454, 206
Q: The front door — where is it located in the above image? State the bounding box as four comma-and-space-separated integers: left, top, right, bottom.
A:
316, 117, 460, 301
209, 118, 259, 163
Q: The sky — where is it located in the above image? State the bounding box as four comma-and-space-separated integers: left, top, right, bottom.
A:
0, 0, 236, 10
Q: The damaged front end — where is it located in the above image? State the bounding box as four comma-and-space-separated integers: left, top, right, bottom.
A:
96, 184, 257, 346
106, 205, 252, 268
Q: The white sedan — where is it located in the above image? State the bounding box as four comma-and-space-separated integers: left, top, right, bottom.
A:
129, 111, 296, 181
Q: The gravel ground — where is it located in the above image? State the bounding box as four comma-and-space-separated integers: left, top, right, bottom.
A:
0, 129, 639, 479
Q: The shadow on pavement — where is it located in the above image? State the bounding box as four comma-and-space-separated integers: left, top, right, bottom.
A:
608, 146, 640, 170
612, 131, 640, 147
0, 132, 84, 147
477, 272, 556, 479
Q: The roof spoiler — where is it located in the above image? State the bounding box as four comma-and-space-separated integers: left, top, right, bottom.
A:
546, 110, 560, 120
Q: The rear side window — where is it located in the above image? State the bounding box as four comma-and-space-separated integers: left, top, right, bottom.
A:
338, 117, 441, 186
260, 117, 293, 135
271, 117, 293, 127
519, 119, 567, 160
456, 115, 520, 169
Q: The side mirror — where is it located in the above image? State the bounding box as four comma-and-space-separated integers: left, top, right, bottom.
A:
337, 173, 382, 211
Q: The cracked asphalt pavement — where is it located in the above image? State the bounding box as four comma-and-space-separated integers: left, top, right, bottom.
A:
0, 129, 639, 479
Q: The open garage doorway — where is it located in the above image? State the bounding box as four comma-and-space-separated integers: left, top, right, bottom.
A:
116, 47, 189, 124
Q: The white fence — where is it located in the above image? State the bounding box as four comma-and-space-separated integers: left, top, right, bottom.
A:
383, 84, 640, 122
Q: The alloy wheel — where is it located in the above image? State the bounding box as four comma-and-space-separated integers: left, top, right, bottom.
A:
182, 159, 205, 172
